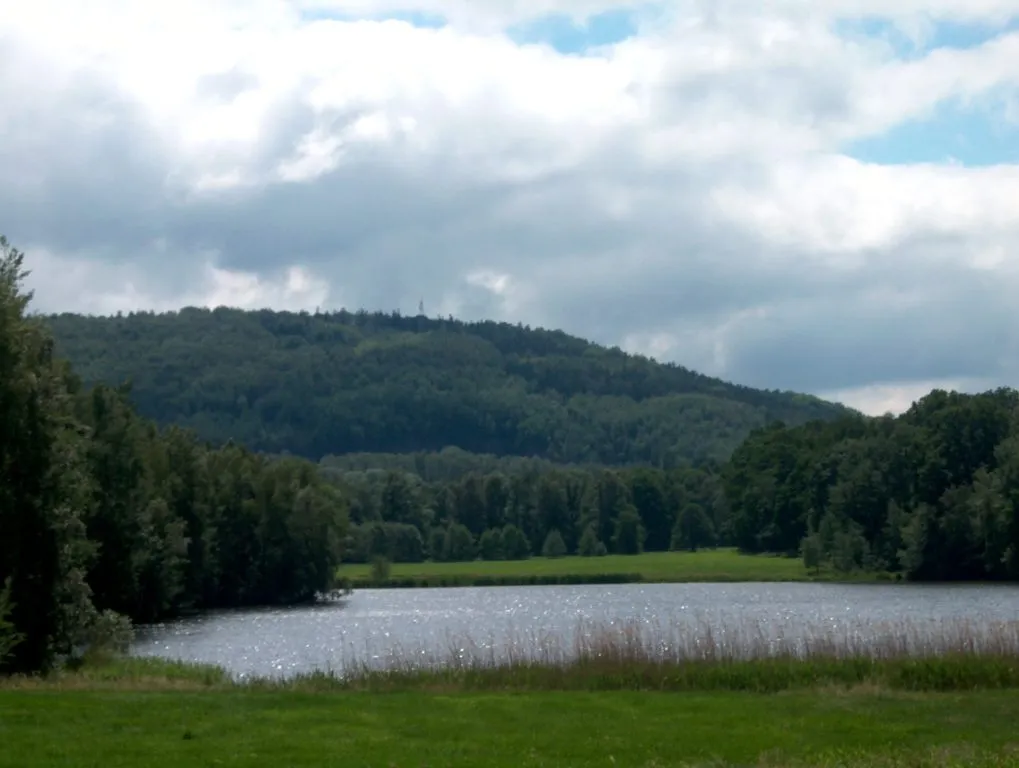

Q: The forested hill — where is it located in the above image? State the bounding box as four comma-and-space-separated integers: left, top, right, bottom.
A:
46, 307, 851, 466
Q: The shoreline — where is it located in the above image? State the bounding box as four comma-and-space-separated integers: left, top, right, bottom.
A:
340, 571, 890, 589
334, 549, 893, 590
32, 615, 1019, 694
8, 619, 1019, 766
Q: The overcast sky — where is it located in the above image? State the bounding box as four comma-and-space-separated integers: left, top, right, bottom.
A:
3, 0, 1018, 415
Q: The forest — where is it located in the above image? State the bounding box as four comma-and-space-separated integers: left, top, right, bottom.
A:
0, 239, 347, 675
724, 388, 1019, 580
312, 385, 1019, 585
45, 305, 848, 466
332, 461, 726, 565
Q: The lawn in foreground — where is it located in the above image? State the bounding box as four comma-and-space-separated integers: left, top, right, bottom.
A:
2, 688, 1017, 767
336, 548, 840, 586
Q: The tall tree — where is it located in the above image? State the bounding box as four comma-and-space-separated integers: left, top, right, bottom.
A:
0, 238, 96, 673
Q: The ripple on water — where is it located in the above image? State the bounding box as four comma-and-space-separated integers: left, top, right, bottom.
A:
130, 581, 1019, 679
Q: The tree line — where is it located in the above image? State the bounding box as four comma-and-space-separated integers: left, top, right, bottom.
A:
0, 238, 348, 675
724, 388, 1019, 580
333, 463, 727, 564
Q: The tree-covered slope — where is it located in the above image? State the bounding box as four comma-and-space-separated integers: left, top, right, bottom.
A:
47, 307, 851, 465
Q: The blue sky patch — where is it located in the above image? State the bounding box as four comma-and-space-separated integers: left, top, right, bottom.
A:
835, 15, 1019, 59
301, 8, 447, 28
845, 97, 1019, 167
927, 16, 1019, 49
506, 9, 641, 54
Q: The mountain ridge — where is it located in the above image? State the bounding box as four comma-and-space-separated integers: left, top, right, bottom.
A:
46, 306, 854, 466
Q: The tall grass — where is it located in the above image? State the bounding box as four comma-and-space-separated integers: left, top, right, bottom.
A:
313, 616, 1019, 693
10, 617, 1019, 694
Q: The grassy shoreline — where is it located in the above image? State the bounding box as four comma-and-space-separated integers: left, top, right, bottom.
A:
336, 548, 889, 589
8, 617, 1019, 695
7, 619, 1019, 767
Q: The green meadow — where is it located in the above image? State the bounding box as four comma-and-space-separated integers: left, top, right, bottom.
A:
3, 681, 1018, 767
335, 548, 880, 588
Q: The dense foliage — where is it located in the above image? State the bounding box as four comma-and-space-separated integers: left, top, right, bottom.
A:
47, 306, 849, 466
0, 239, 348, 674
724, 388, 1019, 580
333, 462, 728, 564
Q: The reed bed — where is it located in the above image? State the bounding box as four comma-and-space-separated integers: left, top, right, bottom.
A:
11, 616, 1019, 693
275, 616, 1019, 693
326, 615, 1019, 670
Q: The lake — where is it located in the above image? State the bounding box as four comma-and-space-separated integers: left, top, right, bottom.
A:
131, 582, 1019, 679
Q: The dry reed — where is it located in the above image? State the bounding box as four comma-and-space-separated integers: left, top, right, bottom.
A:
310, 616, 1019, 692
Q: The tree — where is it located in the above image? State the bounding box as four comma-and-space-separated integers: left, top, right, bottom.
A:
800, 532, 823, 575
578, 525, 607, 557
442, 523, 476, 562
0, 237, 97, 673
612, 505, 645, 555
536, 475, 574, 551
501, 524, 531, 560
670, 503, 716, 552
541, 529, 567, 558
427, 527, 446, 561
0, 578, 22, 666
630, 469, 672, 551
831, 523, 869, 574
479, 528, 505, 561
379, 471, 425, 530
454, 475, 488, 537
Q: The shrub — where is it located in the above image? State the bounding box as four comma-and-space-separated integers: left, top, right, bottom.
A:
369, 556, 392, 582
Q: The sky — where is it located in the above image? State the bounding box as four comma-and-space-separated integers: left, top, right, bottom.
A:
2, 0, 1018, 416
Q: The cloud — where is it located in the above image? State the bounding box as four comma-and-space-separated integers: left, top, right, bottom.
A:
3, 0, 1019, 416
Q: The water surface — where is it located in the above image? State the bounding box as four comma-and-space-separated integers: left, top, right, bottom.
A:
131, 582, 1019, 678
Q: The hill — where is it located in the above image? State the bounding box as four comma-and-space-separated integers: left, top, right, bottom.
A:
46, 307, 851, 466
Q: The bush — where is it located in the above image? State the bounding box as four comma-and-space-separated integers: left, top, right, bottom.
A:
370, 556, 392, 582
74, 610, 135, 666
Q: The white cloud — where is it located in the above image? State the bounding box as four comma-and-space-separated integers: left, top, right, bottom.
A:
820, 378, 997, 417
25, 245, 329, 315
3, 0, 1019, 416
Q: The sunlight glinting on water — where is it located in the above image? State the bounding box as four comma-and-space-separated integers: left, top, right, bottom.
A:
130, 582, 1019, 679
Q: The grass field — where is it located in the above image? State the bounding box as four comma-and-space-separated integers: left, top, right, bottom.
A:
335, 548, 870, 588
3, 685, 1018, 767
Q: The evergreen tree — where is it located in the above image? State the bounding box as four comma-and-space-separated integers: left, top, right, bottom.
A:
541, 529, 567, 558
